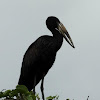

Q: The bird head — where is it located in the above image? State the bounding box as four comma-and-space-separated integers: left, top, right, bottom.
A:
46, 16, 75, 48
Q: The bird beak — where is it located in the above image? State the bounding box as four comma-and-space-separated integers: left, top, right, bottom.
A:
58, 22, 75, 48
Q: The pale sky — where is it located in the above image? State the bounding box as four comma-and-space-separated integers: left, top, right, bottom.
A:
0, 0, 100, 100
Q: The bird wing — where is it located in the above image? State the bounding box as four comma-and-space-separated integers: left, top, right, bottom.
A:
19, 36, 56, 89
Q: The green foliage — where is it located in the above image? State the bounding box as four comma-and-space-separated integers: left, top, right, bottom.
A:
0, 85, 36, 100
0, 85, 59, 100
46, 95, 59, 100
0, 85, 89, 100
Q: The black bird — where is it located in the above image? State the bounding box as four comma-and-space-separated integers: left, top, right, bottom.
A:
18, 16, 75, 100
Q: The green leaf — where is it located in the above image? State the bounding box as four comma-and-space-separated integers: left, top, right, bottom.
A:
0, 92, 4, 98
26, 95, 34, 100
46, 95, 59, 100
29, 91, 36, 100
9, 89, 18, 97
35, 93, 40, 100
16, 85, 29, 94
3, 90, 12, 97
46, 96, 54, 100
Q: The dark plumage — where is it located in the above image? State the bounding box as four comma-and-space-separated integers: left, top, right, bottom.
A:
18, 16, 75, 100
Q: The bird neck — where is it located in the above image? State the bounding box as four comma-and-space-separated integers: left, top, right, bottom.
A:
52, 29, 63, 51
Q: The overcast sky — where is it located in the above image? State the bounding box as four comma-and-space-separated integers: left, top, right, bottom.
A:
0, 0, 100, 100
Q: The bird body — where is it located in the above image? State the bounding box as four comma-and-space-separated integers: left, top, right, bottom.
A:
18, 33, 63, 90
18, 16, 75, 100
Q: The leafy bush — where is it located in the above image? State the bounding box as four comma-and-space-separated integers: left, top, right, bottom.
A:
0, 85, 89, 100
0, 85, 59, 100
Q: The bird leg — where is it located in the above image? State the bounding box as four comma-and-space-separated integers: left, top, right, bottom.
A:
41, 77, 45, 100
33, 86, 35, 94
33, 76, 36, 95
